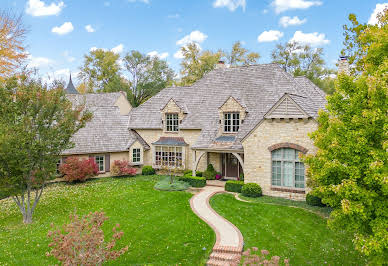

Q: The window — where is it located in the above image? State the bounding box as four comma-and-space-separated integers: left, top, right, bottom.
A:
132, 148, 141, 163
154, 146, 183, 167
224, 112, 240, 132
166, 113, 179, 132
56, 159, 62, 175
94, 155, 105, 172
271, 148, 305, 188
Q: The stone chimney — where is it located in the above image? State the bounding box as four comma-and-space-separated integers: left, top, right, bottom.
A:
215, 60, 227, 69
338, 56, 350, 75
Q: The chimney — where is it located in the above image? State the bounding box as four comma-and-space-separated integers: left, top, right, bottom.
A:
338, 56, 350, 75
216, 60, 227, 69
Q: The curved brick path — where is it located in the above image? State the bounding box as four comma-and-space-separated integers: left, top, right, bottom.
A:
190, 186, 243, 265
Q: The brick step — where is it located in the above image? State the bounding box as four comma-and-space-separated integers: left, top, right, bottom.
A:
210, 252, 241, 262
212, 245, 242, 254
207, 258, 237, 266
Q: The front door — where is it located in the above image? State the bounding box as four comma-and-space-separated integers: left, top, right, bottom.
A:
222, 153, 239, 178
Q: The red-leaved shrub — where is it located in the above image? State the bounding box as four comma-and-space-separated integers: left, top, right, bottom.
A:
46, 211, 128, 265
111, 160, 137, 177
59, 157, 98, 182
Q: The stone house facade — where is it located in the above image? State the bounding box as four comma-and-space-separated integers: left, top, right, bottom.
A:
62, 64, 326, 200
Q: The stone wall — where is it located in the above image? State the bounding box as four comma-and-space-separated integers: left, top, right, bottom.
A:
242, 119, 317, 200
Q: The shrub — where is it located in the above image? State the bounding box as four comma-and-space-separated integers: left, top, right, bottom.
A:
241, 183, 262, 198
59, 157, 98, 182
225, 180, 244, 193
111, 160, 137, 177
154, 177, 189, 191
178, 176, 206, 187
196, 171, 203, 177
46, 211, 128, 265
142, 165, 155, 175
183, 170, 203, 177
306, 193, 325, 207
203, 164, 216, 180
239, 173, 244, 181
183, 169, 192, 175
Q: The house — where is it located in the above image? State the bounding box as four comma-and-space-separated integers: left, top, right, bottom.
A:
63, 63, 327, 200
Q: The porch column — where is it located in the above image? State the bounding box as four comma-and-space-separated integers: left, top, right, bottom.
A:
192, 150, 206, 176
192, 150, 196, 176
232, 152, 244, 173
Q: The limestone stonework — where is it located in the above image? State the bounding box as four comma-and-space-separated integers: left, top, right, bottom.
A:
161, 99, 185, 132
242, 119, 317, 200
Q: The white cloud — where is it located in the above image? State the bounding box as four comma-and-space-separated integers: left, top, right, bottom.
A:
127, 0, 150, 4
176, 30, 208, 46
289, 30, 330, 46
213, 0, 246, 11
368, 3, 388, 25
174, 49, 184, 59
111, 44, 124, 54
147, 51, 169, 59
257, 30, 284, 42
25, 0, 64, 16
168, 13, 180, 19
27, 55, 54, 68
85, 24, 95, 33
279, 16, 307, 27
62, 50, 75, 62
262, 9, 269, 14
51, 22, 74, 35
271, 0, 322, 13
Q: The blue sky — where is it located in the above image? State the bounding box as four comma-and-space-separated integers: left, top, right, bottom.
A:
1, 0, 387, 84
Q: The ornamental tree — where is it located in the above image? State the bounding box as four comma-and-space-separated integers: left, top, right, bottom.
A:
304, 9, 387, 262
59, 157, 98, 182
0, 75, 92, 224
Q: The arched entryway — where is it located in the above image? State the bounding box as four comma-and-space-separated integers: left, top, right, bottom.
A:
221, 153, 244, 179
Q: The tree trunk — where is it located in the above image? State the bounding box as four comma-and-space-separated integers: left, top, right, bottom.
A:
23, 210, 32, 224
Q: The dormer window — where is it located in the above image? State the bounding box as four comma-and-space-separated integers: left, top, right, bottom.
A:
224, 112, 240, 133
166, 113, 179, 132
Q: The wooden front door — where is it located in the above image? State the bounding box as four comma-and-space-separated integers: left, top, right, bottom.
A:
222, 153, 239, 178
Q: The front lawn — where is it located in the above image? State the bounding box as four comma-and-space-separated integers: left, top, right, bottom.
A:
0, 175, 214, 265
210, 193, 367, 265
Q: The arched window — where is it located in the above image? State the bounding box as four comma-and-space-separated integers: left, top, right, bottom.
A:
271, 148, 305, 188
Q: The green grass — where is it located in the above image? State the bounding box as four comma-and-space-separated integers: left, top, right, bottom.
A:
210, 193, 367, 266
154, 176, 190, 191
0, 175, 214, 265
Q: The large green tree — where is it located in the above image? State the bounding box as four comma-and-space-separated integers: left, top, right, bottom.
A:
304, 9, 387, 262
271, 41, 335, 94
123, 50, 174, 107
78, 49, 122, 92
224, 41, 260, 66
0, 75, 91, 224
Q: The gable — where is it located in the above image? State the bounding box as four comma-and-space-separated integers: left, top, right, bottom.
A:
161, 98, 182, 114
219, 96, 246, 120
265, 94, 309, 119
114, 93, 132, 115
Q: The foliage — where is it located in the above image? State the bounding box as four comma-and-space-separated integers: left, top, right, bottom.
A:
78, 49, 122, 92
215, 173, 222, 180
178, 43, 223, 86
225, 180, 244, 193
178, 176, 206, 188
224, 41, 260, 66
0, 11, 27, 79
154, 177, 189, 191
240, 247, 289, 266
306, 192, 325, 207
271, 41, 335, 94
241, 183, 262, 198
183, 170, 202, 177
123, 50, 174, 107
239, 173, 244, 181
111, 160, 137, 177
203, 164, 217, 180
210, 193, 367, 265
0, 75, 91, 224
46, 211, 128, 265
59, 157, 98, 183
141, 165, 155, 175
0, 176, 214, 265
304, 10, 387, 262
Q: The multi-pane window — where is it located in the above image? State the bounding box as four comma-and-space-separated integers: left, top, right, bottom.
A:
132, 148, 141, 163
271, 148, 305, 188
56, 159, 62, 175
94, 155, 105, 172
154, 146, 183, 167
166, 113, 179, 132
224, 112, 240, 132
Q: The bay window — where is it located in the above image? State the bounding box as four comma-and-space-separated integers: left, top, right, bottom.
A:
155, 146, 183, 167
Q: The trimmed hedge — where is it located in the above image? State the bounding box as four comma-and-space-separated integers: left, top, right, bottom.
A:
225, 180, 244, 193
183, 170, 203, 177
306, 193, 325, 207
241, 183, 262, 198
142, 166, 156, 175
178, 176, 206, 188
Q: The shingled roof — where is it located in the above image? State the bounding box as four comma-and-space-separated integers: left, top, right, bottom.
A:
65, 74, 79, 94
128, 64, 327, 150
66, 92, 125, 108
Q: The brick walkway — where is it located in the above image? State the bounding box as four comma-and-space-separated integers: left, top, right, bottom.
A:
190, 186, 243, 266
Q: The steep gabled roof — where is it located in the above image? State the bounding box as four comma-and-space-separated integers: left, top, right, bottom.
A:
66, 92, 124, 108
65, 74, 79, 94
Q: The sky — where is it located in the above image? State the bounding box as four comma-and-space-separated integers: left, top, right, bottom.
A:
1, 0, 387, 85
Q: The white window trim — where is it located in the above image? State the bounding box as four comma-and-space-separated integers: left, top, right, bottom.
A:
132, 148, 142, 165
153, 145, 185, 169
165, 113, 179, 132
94, 154, 105, 173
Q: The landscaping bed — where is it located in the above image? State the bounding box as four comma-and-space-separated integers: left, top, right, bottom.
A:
0, 175, 214, 265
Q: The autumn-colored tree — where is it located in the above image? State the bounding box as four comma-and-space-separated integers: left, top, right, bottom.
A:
304, 9, 387, 262
0, 75, 92, 224
224, 41, 260, 66
0, 10, 27, 79
47, 211, 128, 266
59, 157, 98, 182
